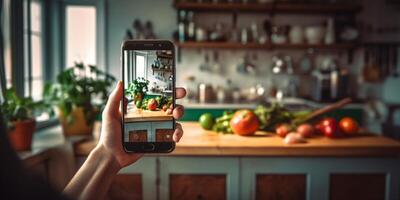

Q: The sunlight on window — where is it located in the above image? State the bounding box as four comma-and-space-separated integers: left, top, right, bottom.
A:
135, 55, 146, 79
29, 0, 43, 101
66, 6, 96, 68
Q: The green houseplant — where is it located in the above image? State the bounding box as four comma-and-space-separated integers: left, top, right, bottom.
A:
1, 88, 44, 151
43, 62, 115, 136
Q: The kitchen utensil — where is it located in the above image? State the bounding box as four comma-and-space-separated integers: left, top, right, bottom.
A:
198, 83, 215, 103
289, 25, 304, 44
271, 25, 289, 44
324, 18, 335, 45
195, 27, 207, 42
272, 55, 285, 74
298, 48, 315, 74
311, 59, 349, 102
305, 25, 325, 45
199, 52, 211, 72
299, 98, 352, 123
212, 51, 221, 74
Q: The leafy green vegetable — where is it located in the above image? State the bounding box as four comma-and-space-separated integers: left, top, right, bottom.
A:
212, 111, 234, 134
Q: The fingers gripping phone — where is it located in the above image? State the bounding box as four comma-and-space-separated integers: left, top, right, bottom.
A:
121, 40, 175, 153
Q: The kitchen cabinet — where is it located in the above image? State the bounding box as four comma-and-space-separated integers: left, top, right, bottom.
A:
330, 174, 386, 200
75, 122, 400, 200
159, 157, 239, 200
256, 174, 306, 200
108, 174, 142, 200
113, 157, 157, 200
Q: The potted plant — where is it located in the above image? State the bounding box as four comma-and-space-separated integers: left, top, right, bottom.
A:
43, 62, 115, 136
125, 77, 149, 109
1, 88, 44, 151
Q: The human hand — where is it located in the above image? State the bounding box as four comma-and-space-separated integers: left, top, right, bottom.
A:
96, 81, 186, 168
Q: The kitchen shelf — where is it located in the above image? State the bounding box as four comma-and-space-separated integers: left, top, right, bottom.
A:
176, 41, 356, 50
152, 67, 173, 72
173, 2, 362, 14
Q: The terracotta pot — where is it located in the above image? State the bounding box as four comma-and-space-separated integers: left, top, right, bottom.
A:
57, 107, 93, 136
8, 119, 36, 151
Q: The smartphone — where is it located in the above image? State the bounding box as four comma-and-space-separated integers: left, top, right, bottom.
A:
121, 40, 175, 153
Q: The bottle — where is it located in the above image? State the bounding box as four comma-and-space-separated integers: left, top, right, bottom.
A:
325, 18, 335, 45
187, 11, 195, 41
178, 10, 187, 42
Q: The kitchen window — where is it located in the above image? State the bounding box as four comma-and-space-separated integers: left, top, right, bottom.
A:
24, 0, 44, 101
65, 5, 96, 69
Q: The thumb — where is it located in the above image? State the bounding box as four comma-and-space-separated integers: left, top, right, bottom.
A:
103, 81, 123, 117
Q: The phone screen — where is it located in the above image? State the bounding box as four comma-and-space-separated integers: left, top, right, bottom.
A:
122, 41, 175, 153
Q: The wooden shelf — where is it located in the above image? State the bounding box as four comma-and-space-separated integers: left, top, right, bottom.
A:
174, 2, 362, 14
152, 67, 173, 72
176, 41, 355, 50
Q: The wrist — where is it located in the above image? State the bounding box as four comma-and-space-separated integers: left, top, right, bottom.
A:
91, 144, 121, 174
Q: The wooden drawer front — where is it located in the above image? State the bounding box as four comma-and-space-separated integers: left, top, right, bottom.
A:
129, 130, 148, 142
108, 174, 142, 200
156, 129, 174, 142
256, 174, 306, 200
330, 173, 386, 200
170, 174, 226, 200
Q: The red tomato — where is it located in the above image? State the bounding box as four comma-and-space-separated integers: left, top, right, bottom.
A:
162, 105, 168, 112
276, 124, 292, 138
339, 117, 359, 135
319, 118, 339, 138
296, 124, 314, 138
230, 109, 260, 136
148, 99, 158, 111
321, 118, 337, 127
322, 125, 337, 138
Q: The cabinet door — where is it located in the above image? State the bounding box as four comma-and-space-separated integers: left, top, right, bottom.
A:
256, 174, 306, 200
118, 157, 157, 200
170, 174, 226, 200
125, 122, 151, 142
108, 174, 142, 200
151, 121, 173, 142
159, 157, 239, 200
330, 173, 386, 200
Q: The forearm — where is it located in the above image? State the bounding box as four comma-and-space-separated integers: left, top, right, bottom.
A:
63, 145, 120, 200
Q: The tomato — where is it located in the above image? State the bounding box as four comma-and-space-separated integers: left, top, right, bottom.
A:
230, 109, 260, 136
296, 124, 314, 138
276, 124, 292, 138
319, 118, 339, 138
162, 105, 168, 112
147, 99, 158, 111
321, 118, 337, 127
339, 117, 359, 135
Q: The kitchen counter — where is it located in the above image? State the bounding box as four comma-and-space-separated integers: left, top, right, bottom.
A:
74, 122, 400, 157
125, 109, 173, 122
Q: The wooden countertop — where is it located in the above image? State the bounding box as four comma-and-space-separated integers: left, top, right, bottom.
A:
74, 122, 400, 157
125, 109, 173, 122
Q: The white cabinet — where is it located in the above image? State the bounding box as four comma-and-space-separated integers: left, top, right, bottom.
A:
117, 156, 400, 200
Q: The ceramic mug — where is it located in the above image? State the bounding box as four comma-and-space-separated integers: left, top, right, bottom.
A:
305, 26, 325, 45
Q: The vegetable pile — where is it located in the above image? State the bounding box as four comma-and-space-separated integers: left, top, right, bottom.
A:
198, 102, 360, 144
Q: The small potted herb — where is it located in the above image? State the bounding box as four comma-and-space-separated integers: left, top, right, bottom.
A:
125, 77, 149, 109
43, 62, 115, 136
1, 88, 44, 151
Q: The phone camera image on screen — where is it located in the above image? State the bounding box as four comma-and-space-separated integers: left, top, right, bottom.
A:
123, 47, 174, 152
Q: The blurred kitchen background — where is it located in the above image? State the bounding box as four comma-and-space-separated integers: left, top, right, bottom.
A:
2, 0, 400, 200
